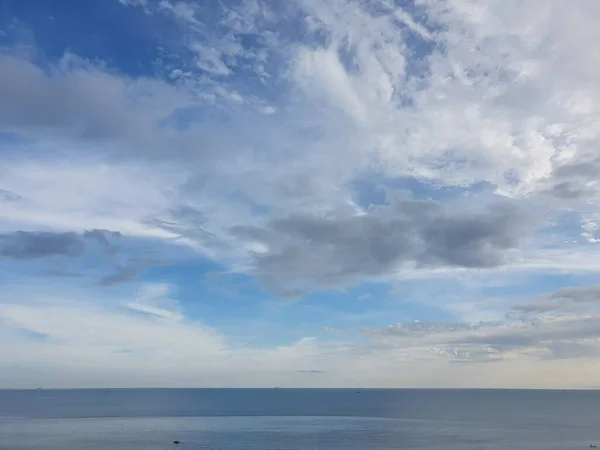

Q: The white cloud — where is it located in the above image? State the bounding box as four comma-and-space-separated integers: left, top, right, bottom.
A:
0, 155, 179, 239
124, 283, 185, 322
2, 0, 600, 387
2, 280, 600, 388
2, 0, 600, 290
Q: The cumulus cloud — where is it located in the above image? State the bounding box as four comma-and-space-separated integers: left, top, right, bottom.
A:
232, 198, 530, 294
0, 54, 189, 145
1, 0, 596, 289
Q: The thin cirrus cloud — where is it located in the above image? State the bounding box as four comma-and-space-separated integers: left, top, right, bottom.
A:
1, 0, 600, 387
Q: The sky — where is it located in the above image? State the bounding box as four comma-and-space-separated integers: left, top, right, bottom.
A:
1, 0, 600, 389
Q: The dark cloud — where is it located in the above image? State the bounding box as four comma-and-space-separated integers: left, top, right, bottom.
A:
0, 229, 120, 260
420, 203, 526, 267
0, 55, 135, 141
232, 198, 530, 294
545, 181, 593, 200
297, 369, 325, 374
0, 189, 21, 202
83, 229, 122, 255
544, 157, 600, 200
0, 231, 84, 259
0, 229, 160, 286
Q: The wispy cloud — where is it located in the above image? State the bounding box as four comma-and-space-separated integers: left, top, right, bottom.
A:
1, 0, 600, 387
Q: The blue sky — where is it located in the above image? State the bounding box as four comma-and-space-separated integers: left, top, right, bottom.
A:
2, 0, 600, 388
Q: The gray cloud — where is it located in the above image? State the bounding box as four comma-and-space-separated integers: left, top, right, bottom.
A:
148, 206, 226, 250
232, 198, 530, 294
544, 181, 594, 200
0, 54, 209, 164
513, 284, 600, 314
0, 229, 120, 260
362, 321, 482, 338
0, 189, 21, 202
297, 369, 325, 374
457, 317, 600, 355
550, 285, 600, 304
0, 231, 84, 260
99, 256, 167, 286
544, 157, 600, 200
362, 312, 600, 364
100, 266, 144, 286
546, 342, 600, 360
0, 56, 136, 141
83, 229, 122, 256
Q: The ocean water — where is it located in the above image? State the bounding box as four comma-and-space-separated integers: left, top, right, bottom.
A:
0, 389, 598, 449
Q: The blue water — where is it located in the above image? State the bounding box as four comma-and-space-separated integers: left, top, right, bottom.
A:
0, 389, 598, 449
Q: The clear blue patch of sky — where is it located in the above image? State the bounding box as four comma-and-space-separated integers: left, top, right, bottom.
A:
142, 259, 459, 346
142, 260, 314, 347
277, 281, 458, 330
142, 259, 276, 324
0, 0, 181, 77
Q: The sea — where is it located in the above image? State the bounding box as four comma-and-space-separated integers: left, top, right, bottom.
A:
0, 389, 598, 449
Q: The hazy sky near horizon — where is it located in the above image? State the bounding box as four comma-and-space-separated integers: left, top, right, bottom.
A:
2, 0, 600, 388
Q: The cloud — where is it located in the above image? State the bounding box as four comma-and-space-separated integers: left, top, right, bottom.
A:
0, 156, 181, 239
514, 284, 600, 314
123, 283, 185, 322
0, 189, 21, 202
2, 0, 600, 388
362, 314, 600, 364
101, 266, 145, 286
0, 231, 84, 260
2, 280, 600, 388
0, 228, 157, 286
0, 54, 180, 143
119, 0, 148, 5
0, 229, 121, 260
232, 197, 530, 294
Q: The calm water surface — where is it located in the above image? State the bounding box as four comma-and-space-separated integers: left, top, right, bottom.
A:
0, 389, 598, 449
